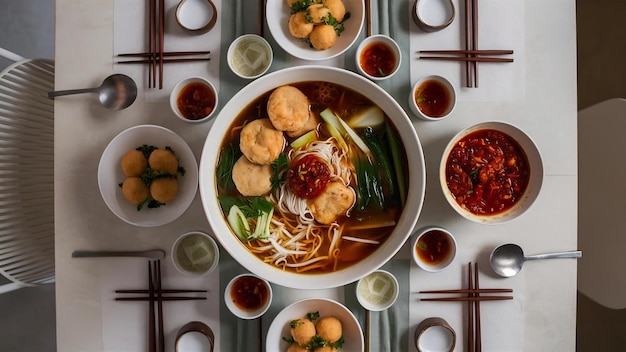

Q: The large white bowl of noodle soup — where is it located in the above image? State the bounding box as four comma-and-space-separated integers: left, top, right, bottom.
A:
199, 66, 425, 289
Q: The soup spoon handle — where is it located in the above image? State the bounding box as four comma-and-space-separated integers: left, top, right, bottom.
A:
525, 250, 582, 261
48, 87, 99, 98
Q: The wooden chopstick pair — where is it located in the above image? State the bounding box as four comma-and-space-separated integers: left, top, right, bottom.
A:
116, 53, 211, 65
420, 0, 513, 88
145, 0, 164, 89
467, 0, 478, 87
115, 260, 207, 352
419, 50, 514, 64
419, 263, 513, 352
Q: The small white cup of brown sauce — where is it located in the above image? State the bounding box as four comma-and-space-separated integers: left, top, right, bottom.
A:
170, 76, 219, 123
409, 75, 456, 121
411, 226, 457, 272
355, 34, 402, 81
224, 273, 272, 320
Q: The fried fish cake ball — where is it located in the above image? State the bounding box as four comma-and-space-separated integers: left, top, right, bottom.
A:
267, 85, 310, 132
121, 177, 150, 205
121, 149, 148, 177
307, 3, 331, 24
148, 149, 178, 175
315, 316, 343, 343
290, 318, 316, 347
239, 118, 285, 165
286, 111, 319, 139
150, 177, 178, 203
289, 12, 315, 39
231, 156, 273, 196
323, 0, 346, 22
313, 346, 338, 352
286, 0, 299, 7
309, 25, 337, 50
287, 344, 311, 352
307, 182, 355, 225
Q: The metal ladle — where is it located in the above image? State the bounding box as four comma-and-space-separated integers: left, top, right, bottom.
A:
489, 243, 582, 277
48, 74, 138, 110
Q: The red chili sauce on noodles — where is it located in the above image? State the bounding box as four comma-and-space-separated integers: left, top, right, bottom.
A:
445, 129, 530, 215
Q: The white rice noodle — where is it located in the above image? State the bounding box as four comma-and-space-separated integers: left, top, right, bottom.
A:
290, 138, 353, 186
273, 186, 315, 224
342, 236, 380, 245
327, 223, 341, 258
276, 255, 329, 268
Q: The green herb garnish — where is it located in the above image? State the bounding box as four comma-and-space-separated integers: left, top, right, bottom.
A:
306, 311, 320, 321
216, 143, 241, 192
271, 153, 289, 191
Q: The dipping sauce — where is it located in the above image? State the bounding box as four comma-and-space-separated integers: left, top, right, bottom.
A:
230, 275, 269, 311
416, 230, 451, 265
177, 82, 216, 120
414, 79, 451, 117
359, 42, 396, 77
445, 129, 530, 215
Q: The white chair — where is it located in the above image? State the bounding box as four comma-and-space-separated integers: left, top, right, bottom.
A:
578, 98, 626, 309
0, 47, 55, 293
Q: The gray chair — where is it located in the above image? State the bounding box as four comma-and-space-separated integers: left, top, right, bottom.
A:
0, 47, 55, 293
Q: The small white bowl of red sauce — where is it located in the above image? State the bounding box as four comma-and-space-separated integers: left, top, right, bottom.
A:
355, 34, 402, 81
411, 226, 456, 272
224, 273, 273, 320
409, 75, 456, 121
440, 121, 543, 224
170, 76, 219, 123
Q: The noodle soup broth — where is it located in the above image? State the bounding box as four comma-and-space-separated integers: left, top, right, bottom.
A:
215, 81, 409, 274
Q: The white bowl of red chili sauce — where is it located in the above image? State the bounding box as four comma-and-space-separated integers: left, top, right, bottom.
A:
170, 76, 219, 123
440, 121, 543, 224
409, 75, 456, 121
355, 34, 402, 81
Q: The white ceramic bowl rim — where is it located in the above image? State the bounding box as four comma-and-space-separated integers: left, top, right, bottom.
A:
171, 231, 220, 277
97, 125, 199, 227
170, 76, 219, 123
439, 121, 544, 224
266, 0, 365, 61
199, 65, 426, 289
355, 34, 402, 81
266, 298, 364, 352
224, 273, 273, 320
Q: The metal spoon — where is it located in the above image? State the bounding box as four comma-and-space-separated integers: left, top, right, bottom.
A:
48, 74, 137, 110
489, 243, 582, 277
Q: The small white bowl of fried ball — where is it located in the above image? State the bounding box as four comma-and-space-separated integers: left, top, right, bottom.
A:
266, 298, 363, 352
266, 0, 364, 61
98, 125, 199, 227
